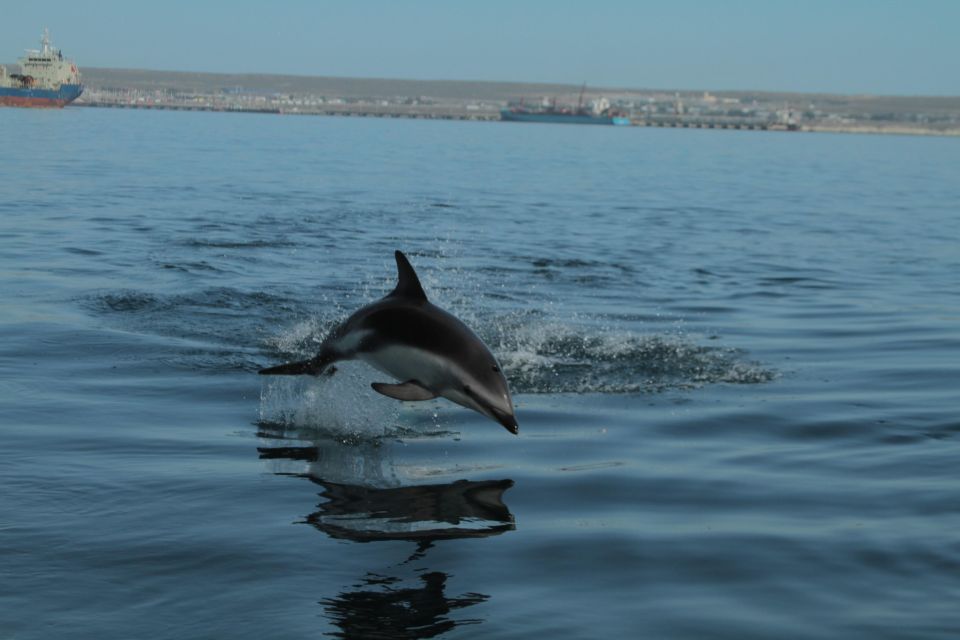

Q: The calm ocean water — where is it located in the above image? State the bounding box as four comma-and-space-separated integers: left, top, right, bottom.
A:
1, 107, 959, 639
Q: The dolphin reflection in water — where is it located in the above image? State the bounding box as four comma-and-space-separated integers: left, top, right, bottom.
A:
257, 428, 515, 543
259, 250, 519, 434
257, 425, 515, 638
321, 571, 488, 639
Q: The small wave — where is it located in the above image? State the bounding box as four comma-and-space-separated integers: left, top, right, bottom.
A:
84, 287, 305, 360
756, 276, 838, 290
182, 238, 297, 249
159, 261, 225, 274
89, 287, 296, 315
492, 321, 775, 394
157, 350, 263, 373
527, 256, 635, 282
96, 291, 163, 313
64, 247, 104, 256
532, 258, 600, 269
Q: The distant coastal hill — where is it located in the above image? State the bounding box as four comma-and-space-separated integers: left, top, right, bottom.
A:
79, 67, 582, 101
76, 68, 960, 114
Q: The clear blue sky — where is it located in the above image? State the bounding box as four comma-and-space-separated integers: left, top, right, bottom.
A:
3, 0, 958, 95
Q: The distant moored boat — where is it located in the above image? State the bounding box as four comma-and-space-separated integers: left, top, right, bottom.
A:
500, 85, 631, 126
500, 108, 631, 125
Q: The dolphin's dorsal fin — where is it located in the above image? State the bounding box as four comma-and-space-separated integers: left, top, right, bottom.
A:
390, 250, 427, 300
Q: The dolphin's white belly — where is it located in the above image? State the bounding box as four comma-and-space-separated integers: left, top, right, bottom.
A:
358, 345, 458, 391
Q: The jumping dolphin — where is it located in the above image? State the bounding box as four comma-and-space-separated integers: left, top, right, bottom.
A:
259, 251, 518, 434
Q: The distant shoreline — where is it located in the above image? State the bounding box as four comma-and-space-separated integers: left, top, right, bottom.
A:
69, 100, 960, 137
801, 123, 960, 137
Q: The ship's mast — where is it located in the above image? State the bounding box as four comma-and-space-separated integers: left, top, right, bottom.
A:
41, 28, 51, 55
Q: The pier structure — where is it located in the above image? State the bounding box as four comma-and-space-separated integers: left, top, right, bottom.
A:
636, 114, 796, 131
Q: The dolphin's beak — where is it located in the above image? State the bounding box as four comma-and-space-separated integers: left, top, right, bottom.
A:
493, 409, 519, 435
462, 386, 519, 435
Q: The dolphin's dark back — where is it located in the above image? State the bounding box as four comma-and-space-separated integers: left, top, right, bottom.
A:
360, 302, 483, 360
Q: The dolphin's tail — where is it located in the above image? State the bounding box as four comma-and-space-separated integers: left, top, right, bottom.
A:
259, 357, 327, 376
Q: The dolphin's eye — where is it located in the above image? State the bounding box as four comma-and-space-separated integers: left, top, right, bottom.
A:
491, 366, 500, 373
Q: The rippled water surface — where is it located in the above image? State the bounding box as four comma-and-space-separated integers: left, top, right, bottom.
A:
2, 108, 959, 639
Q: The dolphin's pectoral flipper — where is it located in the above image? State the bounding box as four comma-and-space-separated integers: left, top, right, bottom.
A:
371, 380, 437, 401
